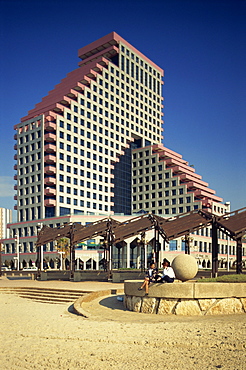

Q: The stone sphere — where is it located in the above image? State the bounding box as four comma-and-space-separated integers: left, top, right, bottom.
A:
171, 254, 198, 282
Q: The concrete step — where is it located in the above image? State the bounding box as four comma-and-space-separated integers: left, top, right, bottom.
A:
0, 288, 85, 297
0, 287, 89, 294
18, 294, 78, 304
0, 287, 89, 305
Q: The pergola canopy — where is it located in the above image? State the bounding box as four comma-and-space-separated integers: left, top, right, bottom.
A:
160, 210, 213, 240
215, 207, 246, 240
36, 208, 246, 247
35, 207, 246, 276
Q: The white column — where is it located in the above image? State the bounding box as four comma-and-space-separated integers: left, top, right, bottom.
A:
76, 258, 80, 270
40, 245, 43, 271
126, 241, 131, 268
144, 242, 148, 269
96, 255, 99, 270
136, 245, 141, 269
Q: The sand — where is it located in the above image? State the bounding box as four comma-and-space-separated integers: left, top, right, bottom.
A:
0, 281, 245, 370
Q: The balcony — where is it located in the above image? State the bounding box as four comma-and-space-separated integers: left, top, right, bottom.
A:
44, 154, 56, 164
44, 188, 56, 196
14, 154, 17, 160
186, 181, 215, 194
44, 132, 56, 142
14, 133, 17, 140
14, 195, 17, 200
14, 185, 18, 190
14, 175, 17, 180
194, 190, 222, 202
44, 199, 56, 207
44, 143, 56, 153
44, 121, 56, 131
44, 177, 56, 186
14, 205, 17, 210
179, 173, 203, 182
44, 166, 56, 175
14, 144, 17, 150
14, 164, 17, 170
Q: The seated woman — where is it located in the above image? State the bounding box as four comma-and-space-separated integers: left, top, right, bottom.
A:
162, 258, 175, 283
138, 262, 162, 295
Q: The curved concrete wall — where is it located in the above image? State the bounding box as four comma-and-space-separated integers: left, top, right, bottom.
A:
124, 280, 246, 316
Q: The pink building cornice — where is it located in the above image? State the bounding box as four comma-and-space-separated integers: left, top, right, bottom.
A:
21, 56, 109, 122
78, 32, 163, 75
150, 143, 223, 204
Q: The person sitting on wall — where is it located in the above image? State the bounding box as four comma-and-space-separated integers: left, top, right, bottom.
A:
138, 262, 162, 295
161, 258, 175, 283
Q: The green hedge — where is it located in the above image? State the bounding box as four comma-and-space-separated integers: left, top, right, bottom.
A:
199, 274, 246, 283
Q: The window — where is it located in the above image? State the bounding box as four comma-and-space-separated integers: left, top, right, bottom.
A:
169, 240, 177, 251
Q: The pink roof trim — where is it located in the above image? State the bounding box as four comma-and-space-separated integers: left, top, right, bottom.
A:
78, 31, 164, 75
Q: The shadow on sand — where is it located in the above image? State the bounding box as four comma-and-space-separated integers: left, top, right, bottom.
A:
99, 295, 127, 311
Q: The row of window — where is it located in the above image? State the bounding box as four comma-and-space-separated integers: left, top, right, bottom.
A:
82, 86, 162, 110
132, 185, 185, 194
18, 175, 41, 186
16, 120, 41, 135
59, 197, 109, 211
61, 119, 130, 135
121, 55, 161, 94
133, 195, 190, 204
18, 163, 41, 175
133, 150, 151, 158
19, 196, 41, 206
18, 130, 41, 143
59, 186, 108, 200
133, 172, 177, 184
132, 205, 196, 215
66, 109, 161, 135
120, 45, 161, 79
60, 129, 126, 146
18, 142, 41, 154
59, 176, 109, 193
97, 72, 161, 106
59, 161, 109, 176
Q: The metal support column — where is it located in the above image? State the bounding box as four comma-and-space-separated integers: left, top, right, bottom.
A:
154, 228, 160, 270
236, 237, 242, 274
185, 234, 191, 255
69, 224, 76, 280
211, 220, 219, 278
141, 232, 146, 272
69, 244, 76, 279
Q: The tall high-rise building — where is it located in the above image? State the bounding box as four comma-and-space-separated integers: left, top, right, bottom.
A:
14, 32, 163, 222
13, 31, 223, 223
0, 208, 12, 239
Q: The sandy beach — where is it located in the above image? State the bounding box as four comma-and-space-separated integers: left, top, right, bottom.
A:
0, 278, 245, 370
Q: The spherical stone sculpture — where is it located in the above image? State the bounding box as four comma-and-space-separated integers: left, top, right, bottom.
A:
171, 254, 198, 282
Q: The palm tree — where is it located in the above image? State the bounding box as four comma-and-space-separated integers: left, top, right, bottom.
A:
56, 237, 70, 270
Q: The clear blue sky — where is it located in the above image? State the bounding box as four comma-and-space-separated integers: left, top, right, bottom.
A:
0, 0, 245, 216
